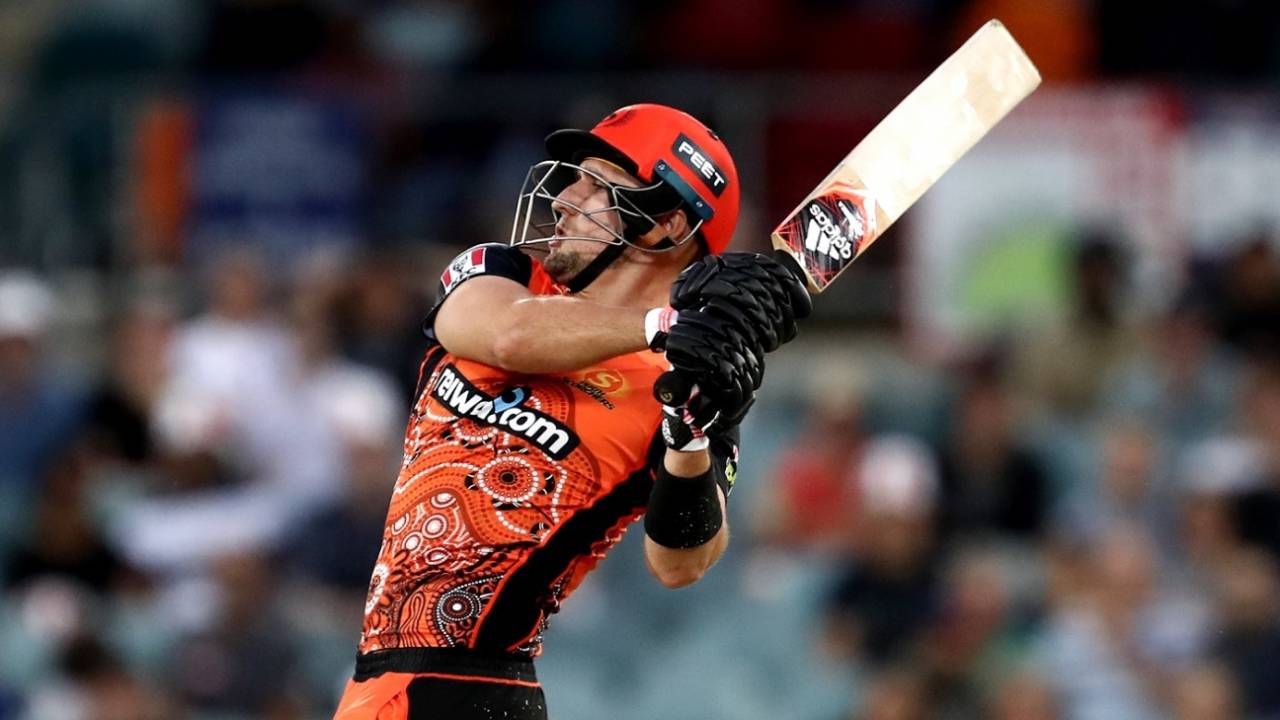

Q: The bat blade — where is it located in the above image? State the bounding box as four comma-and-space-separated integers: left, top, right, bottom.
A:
771, 19, 1041, 294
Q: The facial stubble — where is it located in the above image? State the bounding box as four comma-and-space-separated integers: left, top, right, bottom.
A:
542, 247, 592, 284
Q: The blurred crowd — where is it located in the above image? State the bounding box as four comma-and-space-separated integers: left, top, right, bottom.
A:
4, 2, 1280, 720
755, 230, 1280, 720
3, 219, 1279, 720
1, 249, 436, 718
4, 0, 1280, 270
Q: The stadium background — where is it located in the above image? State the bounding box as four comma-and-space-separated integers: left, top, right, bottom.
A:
3, 1, 1280, 718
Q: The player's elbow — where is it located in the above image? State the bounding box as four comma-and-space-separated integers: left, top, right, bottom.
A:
490, 330, 524, 371
650, 563, 706, 589
644, 543, 712, 589
490, 326, 541, 372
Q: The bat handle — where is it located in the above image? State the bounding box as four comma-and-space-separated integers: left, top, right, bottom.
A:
653, 370, 695, 407
771, 248, 807, 283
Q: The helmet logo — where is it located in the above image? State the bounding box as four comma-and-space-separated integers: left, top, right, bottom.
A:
672, 134, 728, 197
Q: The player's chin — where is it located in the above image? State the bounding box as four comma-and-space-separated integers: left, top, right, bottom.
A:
542, 247, 586, 283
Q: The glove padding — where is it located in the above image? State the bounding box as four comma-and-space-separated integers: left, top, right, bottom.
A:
663, 306, 765, 411
660, 387, 754, 452
669, 252, 813, 351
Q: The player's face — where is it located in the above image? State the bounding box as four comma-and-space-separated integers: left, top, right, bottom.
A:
543, 158, 641, 283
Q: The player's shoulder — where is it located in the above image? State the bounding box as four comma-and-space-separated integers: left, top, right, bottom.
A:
437, 243, 534, 297
424, 244, 561, 342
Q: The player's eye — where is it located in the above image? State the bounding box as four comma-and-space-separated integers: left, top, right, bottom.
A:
576, 169, 609, 191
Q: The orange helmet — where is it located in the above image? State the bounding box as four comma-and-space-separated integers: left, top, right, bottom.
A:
545, 103, 740, 255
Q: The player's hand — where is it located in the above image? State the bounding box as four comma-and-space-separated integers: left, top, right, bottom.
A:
659, 306, 765, 410
669, 252, 813, 350
660, 386, 754, 452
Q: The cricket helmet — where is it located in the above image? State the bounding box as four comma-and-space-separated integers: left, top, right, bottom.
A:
543, 103, 741, 255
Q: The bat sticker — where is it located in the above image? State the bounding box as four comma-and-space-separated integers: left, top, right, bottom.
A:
774, 183, 878, 289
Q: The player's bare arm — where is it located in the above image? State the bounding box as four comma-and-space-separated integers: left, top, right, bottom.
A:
434, 276, 649, 373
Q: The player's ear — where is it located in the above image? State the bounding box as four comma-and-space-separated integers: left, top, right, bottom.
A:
658, 209, 690, 241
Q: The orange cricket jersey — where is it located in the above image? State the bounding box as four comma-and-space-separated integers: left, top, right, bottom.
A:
357, 245, 669, 658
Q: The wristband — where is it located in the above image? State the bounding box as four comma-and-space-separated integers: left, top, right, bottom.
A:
644, 464, 723, 549
644, 306, 679, 352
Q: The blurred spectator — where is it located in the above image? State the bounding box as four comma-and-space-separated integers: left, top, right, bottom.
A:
1039, 525, 1210, 720
987, 672, 1060, 720
22, 634, 171, 720
338, 251, 431, 402
760, 366, 868, 550
1058, 421, 1173, 552
1171, 664, 1243, 720
1208, 547, 1280, 717
1107, 287, 1241, 446
854, 667, 933, 720
171, 552, 302, 717
1229, 357, 1280, 560
10, 4, 173, 269
79, 296, 175, 466
937, 353, 1050, 543
1213, 232, 1280, 355
111, 249, 343, 573
3, 450, 136, 596
162, 248, 294, 467
0, 271, 83, 493
165, 248, 293, 436
1014, 231, 1138, 419
920, 547, 1034, 718
1177, 436, 1265, 576
825, 436, 941, 668
286, 254, 401, 594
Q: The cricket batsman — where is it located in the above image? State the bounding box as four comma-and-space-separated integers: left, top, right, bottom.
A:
332, 103, 810, 719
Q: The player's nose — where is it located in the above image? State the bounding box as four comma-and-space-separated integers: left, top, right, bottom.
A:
550, 188, 582, 231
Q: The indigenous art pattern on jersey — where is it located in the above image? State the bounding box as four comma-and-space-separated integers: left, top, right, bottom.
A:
359, 352, 666, 656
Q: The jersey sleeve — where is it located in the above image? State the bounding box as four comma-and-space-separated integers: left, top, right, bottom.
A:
422, 244, 534, 340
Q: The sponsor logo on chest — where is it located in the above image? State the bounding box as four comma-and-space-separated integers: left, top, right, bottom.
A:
433, 365, 580, 460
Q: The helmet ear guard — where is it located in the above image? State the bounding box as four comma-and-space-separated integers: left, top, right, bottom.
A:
613, 179, 701, 247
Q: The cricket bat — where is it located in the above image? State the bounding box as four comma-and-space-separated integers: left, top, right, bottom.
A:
655, 20, 1040, 405
772, 19, 1040, 293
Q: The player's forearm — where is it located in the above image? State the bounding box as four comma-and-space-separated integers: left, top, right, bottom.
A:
643, 448, 729, 589
491, 296, 648, 373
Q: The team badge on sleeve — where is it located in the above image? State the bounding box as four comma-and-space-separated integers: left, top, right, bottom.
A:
440, 247, 488, 294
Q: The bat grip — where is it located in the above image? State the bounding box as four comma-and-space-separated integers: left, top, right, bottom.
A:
653, 370, 695, 407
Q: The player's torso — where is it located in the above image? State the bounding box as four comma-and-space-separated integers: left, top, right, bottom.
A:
359, 348, 666, 656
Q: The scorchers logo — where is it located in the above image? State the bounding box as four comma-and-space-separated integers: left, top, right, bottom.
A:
432, 365, 580, 460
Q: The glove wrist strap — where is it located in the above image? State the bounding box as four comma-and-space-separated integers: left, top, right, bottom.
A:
644, 306, 679, 351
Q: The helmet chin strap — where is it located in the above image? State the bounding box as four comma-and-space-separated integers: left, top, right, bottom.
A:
564, 240, 627, 293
